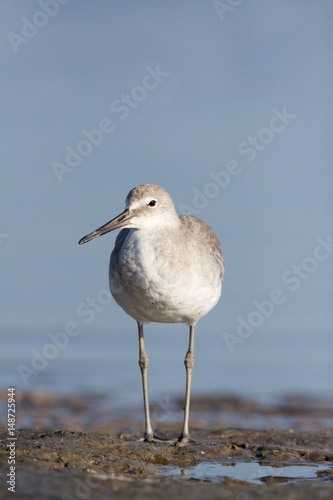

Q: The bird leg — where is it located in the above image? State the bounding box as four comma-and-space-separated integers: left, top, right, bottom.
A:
178, 324, 195, 444
137, 322, 154, 441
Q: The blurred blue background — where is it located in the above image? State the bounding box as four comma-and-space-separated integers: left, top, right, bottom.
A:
1, 0, 332, 407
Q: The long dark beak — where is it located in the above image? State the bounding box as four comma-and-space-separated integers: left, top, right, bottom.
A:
78, 208, 132, 245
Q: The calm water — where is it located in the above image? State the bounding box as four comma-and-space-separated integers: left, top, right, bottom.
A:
159, 462, 332, 484
158, 462, 328, 484
2, 323, 332, 409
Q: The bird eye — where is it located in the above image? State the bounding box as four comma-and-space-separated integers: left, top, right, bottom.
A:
148, 199, 157, 207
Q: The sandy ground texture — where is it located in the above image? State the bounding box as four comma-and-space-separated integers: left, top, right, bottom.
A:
0, 393, 333, 499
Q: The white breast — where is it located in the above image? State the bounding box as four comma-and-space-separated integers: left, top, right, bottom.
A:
110, 225, 223, 325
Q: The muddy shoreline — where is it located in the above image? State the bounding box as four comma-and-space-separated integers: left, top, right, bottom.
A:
1, 427, 333, 499
1, 393, 333, 499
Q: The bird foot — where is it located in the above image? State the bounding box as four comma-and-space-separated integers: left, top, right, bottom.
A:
140, 434, 178, 444
138, 432, 195, 445
176, 433, 195, 446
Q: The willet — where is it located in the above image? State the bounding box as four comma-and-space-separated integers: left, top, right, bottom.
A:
79, 184, 224, 444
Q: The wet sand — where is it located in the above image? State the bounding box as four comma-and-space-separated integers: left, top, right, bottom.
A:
1, 392, 333, 499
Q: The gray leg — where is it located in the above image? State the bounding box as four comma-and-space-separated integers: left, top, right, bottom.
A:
137, 322, 154, 441
178, 323, 195, 443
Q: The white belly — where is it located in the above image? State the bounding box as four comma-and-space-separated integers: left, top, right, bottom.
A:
109, 227, 222, 324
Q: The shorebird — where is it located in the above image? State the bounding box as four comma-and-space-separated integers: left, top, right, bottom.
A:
79, 184, 224, 444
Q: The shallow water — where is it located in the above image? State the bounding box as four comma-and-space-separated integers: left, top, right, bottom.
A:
3, 327, 333, 412
1, 390, 332, 433
159, 461, 332, 484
